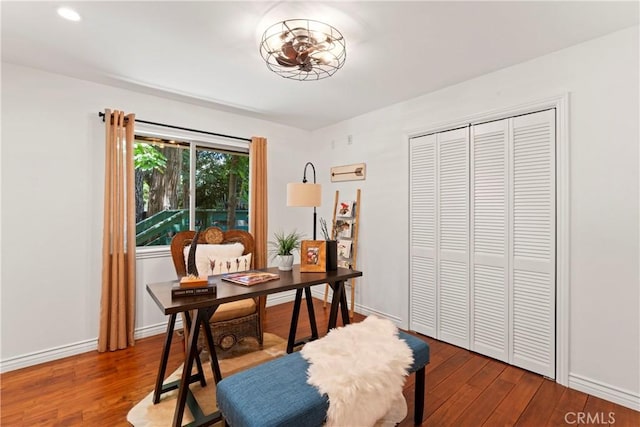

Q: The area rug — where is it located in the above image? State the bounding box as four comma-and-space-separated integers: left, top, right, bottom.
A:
127, 333, 287, 427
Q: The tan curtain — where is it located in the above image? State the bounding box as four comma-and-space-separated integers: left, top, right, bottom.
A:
250, 137, 268, 269
98, 109, 136, 352
250, 137, 268, 324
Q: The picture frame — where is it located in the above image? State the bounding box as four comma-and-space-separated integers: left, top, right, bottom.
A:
335, 219, 353, 238
300, 240, 327, 272
336, 200, 355, 217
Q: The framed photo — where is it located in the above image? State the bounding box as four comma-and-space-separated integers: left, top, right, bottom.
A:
335, 219, 353, 239
336, 200, 355, 217
338, 239, 352, 258
300, 240, 327, 272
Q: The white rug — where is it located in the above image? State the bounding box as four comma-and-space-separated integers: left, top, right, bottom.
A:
127, 333, 286, 427
301, 316, 413, 427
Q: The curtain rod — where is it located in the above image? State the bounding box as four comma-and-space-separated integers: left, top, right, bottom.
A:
97, 112, 252, 143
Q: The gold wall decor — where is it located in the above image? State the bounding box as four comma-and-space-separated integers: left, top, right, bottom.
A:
330, 163, 366, 182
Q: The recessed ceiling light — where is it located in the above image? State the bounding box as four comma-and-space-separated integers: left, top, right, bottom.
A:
57, 7, 81, 22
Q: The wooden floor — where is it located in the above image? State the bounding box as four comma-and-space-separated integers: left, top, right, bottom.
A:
1, 298, 638, 426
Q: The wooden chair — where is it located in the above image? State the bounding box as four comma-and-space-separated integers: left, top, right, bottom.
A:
170, 226, 266, 350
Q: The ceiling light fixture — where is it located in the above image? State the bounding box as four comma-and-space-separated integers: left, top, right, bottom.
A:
57, 7, 81, 22
259, 19, 346, 81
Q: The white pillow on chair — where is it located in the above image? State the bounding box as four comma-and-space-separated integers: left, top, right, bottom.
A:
183, 243, 246, 277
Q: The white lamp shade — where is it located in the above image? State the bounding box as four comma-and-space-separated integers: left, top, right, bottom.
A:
287, 182, 322, 207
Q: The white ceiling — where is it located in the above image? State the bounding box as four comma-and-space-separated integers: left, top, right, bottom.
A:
2, 1, 638, 130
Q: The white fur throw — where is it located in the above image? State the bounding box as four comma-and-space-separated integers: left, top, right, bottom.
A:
300, 316, 413, 427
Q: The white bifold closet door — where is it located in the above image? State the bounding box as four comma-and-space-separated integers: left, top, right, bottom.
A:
410, 127, 469, 348
411, 109, 556, 379
470, 119, 510, 363
509, 110, 556, 378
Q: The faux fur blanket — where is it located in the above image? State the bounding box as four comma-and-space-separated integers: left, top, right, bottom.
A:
300, 316, 413, 427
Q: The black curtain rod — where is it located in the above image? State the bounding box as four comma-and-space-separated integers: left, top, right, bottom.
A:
97, 112, 252, 143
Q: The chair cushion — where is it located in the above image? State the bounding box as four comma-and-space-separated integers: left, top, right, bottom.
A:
212, 298, 257, 322
217, 352, 328, 427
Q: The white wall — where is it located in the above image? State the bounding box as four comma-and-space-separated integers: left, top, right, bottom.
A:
1, 26, 638, 411
0, 63, 311, 371
311, 27, 639, 408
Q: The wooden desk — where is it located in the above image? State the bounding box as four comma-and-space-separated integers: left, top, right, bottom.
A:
147, 265, 363, 427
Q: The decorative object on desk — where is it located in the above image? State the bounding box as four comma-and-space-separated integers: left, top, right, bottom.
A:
222, 271, 280, 286
331, 163, 366, 182
319, 218, 330, 240
325, 239, 338, 271
268, 230, 303, 271
180, 228, 208, 287
127, 333, 287, 427
320, 217, 337, 271
300, 240, 327, 272
336, 200, 355, 217
287, 162, 322, 239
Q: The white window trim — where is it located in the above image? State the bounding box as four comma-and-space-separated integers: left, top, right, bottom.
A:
134, 122, 251, 256
405, 92, 570, 387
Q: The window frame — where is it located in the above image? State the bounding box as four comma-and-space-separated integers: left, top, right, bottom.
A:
134, 122, 250, 258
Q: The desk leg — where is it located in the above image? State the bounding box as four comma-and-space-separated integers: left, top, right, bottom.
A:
172, 308, 203, 427
304, 286, 319, 340
287, 288, 304, 353
153, 313, 176, 404
339, 281, 351, 326
327, 281, 344, 331
199, 306, 222, 383
183, 311, 206, 387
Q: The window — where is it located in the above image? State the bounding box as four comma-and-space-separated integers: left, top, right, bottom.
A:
134, 132, 249, 247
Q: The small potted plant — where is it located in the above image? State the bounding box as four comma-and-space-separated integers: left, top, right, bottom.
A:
269, 230, 304, 271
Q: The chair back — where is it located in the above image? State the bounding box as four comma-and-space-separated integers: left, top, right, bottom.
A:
170, 226, 256, 278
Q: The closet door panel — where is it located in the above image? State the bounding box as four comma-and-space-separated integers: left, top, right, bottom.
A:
470, 120, 509, 362
510, 109, 556, 378
437, 128, 469, 348
409, 135, 437, 337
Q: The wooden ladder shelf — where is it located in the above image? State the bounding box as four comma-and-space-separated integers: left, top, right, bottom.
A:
323, 188, 361, 318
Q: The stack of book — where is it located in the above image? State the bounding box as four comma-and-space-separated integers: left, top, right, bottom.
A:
172, 276, 217, 298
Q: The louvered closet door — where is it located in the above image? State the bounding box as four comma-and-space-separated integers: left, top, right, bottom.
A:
437, 128, 470, 348
510, 109, 556, 378
409, 134, 437, 337
470, 119, 509, 362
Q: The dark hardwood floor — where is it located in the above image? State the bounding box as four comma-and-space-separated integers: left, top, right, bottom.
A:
1, 298, 638, 426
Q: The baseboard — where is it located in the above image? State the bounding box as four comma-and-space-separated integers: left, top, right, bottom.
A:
0, 320, 180, 374
569, 373, 640, 411
266, 290, 297, 306
309, 287, 403, 328
0, 337, 98, 373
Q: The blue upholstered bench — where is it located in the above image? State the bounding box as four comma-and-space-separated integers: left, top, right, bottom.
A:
216, 330, 430, 427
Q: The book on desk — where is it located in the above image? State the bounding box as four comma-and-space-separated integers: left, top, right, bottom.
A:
221, 270, 279, 286
171, 276, 218, 298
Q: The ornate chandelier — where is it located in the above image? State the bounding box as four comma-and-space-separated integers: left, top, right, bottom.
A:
259, 19, 346, 81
